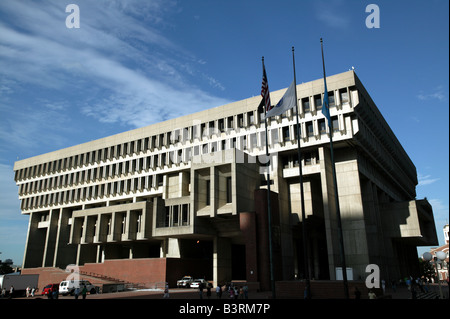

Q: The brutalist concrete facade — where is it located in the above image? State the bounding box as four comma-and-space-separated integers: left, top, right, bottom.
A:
13, 71, 438, 287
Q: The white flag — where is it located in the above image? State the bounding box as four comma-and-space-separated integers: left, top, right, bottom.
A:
265, 80, 297, 119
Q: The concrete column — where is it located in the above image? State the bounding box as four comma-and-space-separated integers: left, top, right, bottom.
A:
240, 212, 258, 282
42, 209, 59, 267
23, 212, 46, 268
318, 146, 339, 280
213, 237, 232, 287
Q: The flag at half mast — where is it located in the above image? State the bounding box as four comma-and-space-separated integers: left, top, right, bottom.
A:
265, 80, 296, 119
261, 63, 272, 113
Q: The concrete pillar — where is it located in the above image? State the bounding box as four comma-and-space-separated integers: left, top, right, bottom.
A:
319, 146, 339, 280
161, 238, 181, 258
240, 212, 258, 282
42, 209, 60, 267
213, 237, 232, 287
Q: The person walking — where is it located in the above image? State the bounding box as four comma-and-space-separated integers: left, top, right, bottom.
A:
74, 287, 80, 299
81, 285, 87, 299
206, 284, 211, 299
391, 280, 397, 293
163, 283, 169, 298
198, 282, 204, 299
216, 285, 222, 299
229, 286, 235, 299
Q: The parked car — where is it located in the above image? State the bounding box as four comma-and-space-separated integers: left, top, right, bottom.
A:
59, 280, 97, 295
190, 279, 209, 289
177, 276, 194, 288
42, 283, 59, 296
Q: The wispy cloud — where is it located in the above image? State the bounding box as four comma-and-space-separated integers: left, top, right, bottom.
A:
417, 85, 447, 101
0, 0, 230, 143
418, 173, 440, 186
314, 0, 351, 29
0, 163, 21, 220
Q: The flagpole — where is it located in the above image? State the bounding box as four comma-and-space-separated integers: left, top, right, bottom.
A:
262, 57, 276, 299
292, 47, 311, 298
320, 38, 349, 299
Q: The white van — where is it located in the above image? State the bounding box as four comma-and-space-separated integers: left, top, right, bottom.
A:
59, 280, 97, 295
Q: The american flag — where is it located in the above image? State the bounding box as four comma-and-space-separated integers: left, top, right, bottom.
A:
261, 65, 272, 113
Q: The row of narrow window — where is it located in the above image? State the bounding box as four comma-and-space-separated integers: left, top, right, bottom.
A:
15, 88, 352, 182
20, 175, 162, 211
18, 115, 344, 198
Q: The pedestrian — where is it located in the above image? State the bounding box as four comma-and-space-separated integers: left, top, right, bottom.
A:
381, 279, 386, 294
26, 286, 30, 297
354, 287, 361, 299
74, 287, 80, 299
9, 285, 14, 298
163, 283, 169, 298
229, 286, 235, 299
81, 285, 87, 299
411, 285, 417, 299
406, 278, 411, 291
52, 289, 58, 299
199, 282, 204, 299
417, 278, 424, 293
1, 288, 6, 298
216, 285, 222, 299
31, 287, 36, 297
368, 289, 377, 299
234, 286, 238, 300
206, 284, 211, 299
391, 280, 397, 293
424, 278, 430, 293
243, 285, 248, 299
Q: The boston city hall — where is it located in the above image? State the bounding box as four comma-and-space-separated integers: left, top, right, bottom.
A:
14, 70, 438, 292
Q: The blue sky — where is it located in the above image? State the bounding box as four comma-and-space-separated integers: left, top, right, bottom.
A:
0, 0, 448, 266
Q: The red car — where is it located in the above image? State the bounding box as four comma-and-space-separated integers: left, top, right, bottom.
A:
42, 283, 59, 296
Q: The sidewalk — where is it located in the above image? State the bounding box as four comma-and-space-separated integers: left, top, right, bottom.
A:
383, 283, 449, 299
13, 283, 449, 300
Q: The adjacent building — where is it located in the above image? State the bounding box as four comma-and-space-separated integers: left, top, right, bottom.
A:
13, 70, 438, 288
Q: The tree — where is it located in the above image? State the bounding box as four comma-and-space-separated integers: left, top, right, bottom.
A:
0, 263, 14, 275
418, 258, 435, 280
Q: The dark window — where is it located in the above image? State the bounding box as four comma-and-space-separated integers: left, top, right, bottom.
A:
314, 94, 322, 109
332, 117, 339, 132
302, 98, 310, 112
306, 123, 314, 137
319, 120, 327, 134
206, 180, 210, 206
226, 177, 232, 203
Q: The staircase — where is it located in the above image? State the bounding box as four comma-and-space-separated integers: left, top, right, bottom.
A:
415, 291, 440, 299
21, 267, 128, 293
78, 270, 127, 284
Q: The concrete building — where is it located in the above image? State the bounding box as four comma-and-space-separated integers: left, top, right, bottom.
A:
14, 70, 438, 288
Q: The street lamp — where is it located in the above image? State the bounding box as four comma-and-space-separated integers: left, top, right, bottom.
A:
422, 251, 446, 299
